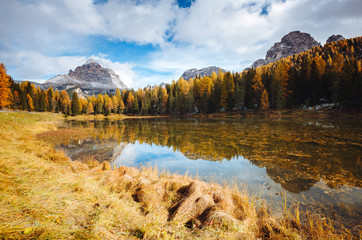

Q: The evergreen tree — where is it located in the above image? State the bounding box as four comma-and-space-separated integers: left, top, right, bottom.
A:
71, 91, 81, 115
39, 89, 47, 112
95, 94, 104, 114
46, 87, 56, 112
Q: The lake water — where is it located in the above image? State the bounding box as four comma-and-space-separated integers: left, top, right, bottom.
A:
43, 117, 362, 229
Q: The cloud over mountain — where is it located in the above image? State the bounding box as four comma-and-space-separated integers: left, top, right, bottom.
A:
1, 0, 361, 88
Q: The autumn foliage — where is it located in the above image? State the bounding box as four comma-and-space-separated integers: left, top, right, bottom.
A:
2, 37, 362, 115
0, 63, 12, 109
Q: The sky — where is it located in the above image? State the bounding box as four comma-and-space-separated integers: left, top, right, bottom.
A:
1, 0, 361, 88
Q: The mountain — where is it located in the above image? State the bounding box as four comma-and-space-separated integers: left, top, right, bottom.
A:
251, 31, 321, 68
42, 59, 127, 94
181, 66, 226, 80
326, 34, 345, 43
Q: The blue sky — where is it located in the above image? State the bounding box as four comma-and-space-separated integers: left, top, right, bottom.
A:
1, 0, 361, 88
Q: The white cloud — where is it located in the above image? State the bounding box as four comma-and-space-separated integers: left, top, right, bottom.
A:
0, 51, 87, 81
1, 50, 135, 87
0, 0, 103, 54
1, 0, 362, 88
100, 0, 176, 45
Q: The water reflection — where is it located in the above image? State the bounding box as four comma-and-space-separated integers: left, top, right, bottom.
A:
40, 117, 362, 227
58, 118, 361, 191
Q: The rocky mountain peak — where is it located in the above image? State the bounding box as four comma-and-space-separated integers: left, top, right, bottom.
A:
85, 58, 97, 65
326, 35, 345, 43
181, 66, 226, 80
43, 60, 127, 94
251, 31, 321, 69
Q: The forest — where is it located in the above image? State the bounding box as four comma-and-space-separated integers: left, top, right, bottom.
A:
0, 37, 361, 115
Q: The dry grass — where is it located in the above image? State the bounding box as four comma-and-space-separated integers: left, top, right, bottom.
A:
0, 111, 359, 239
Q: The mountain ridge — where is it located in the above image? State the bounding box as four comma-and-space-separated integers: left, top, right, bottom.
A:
181, 66, 226, 80
42, 60, 127, 94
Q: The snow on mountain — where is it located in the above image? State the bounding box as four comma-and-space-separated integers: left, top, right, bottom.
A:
43, 60, 127, 94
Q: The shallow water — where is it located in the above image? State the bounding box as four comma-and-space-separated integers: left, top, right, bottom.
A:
44, 117, 362, 229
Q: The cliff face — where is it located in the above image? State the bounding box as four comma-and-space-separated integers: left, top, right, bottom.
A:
251, 31, 321, 68
43, 59, 127, 94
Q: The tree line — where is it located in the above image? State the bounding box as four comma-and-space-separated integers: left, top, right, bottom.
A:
0, 36, 361, 115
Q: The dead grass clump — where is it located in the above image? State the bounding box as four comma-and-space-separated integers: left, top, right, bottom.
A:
133, 182, 167, 217
204, 210, 239, 230
103, 171, 136, 193
68, 161, 89, 172
34, 146, 69, 163
170, 181, 215, 224
117, 165, 140, 177
83, 158, 101, 169
137, 176, 152, 188
90, 161, 112, 172
212, 188, 235, 214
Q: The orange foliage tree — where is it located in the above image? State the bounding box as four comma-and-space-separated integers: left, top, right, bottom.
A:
0, 63, 13, 109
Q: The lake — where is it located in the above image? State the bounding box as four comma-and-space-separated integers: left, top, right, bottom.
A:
42, 116, 362, 229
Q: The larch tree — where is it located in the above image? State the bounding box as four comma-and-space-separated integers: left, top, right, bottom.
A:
260, 89, 270, 111
159, 87, 168, 113
95, 94, 104, 114
104, 97, 113, 116
59, 90, 71, 115
12, 90, 21, 109
0, 63, 13, 109
112, 95, 119, 113
126, 92, 135, 113
26, 94, 34, 111
86, 102, 94, 115
119, 97, 125, 113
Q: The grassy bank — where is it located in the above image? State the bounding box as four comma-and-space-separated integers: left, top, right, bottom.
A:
0, 112, 357, 239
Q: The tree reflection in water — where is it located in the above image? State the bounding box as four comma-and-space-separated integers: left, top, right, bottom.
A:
41, 117, 361, 229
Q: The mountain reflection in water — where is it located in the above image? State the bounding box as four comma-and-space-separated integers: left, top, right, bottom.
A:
41, 117, 362, 228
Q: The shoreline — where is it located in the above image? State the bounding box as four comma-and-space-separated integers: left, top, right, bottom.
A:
0, 111, 359, 239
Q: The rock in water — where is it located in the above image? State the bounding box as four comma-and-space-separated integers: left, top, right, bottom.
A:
43, 59, 127, 95
251, 31, 321, 68
326, 35, 345, 43
181, 66, 226, 80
